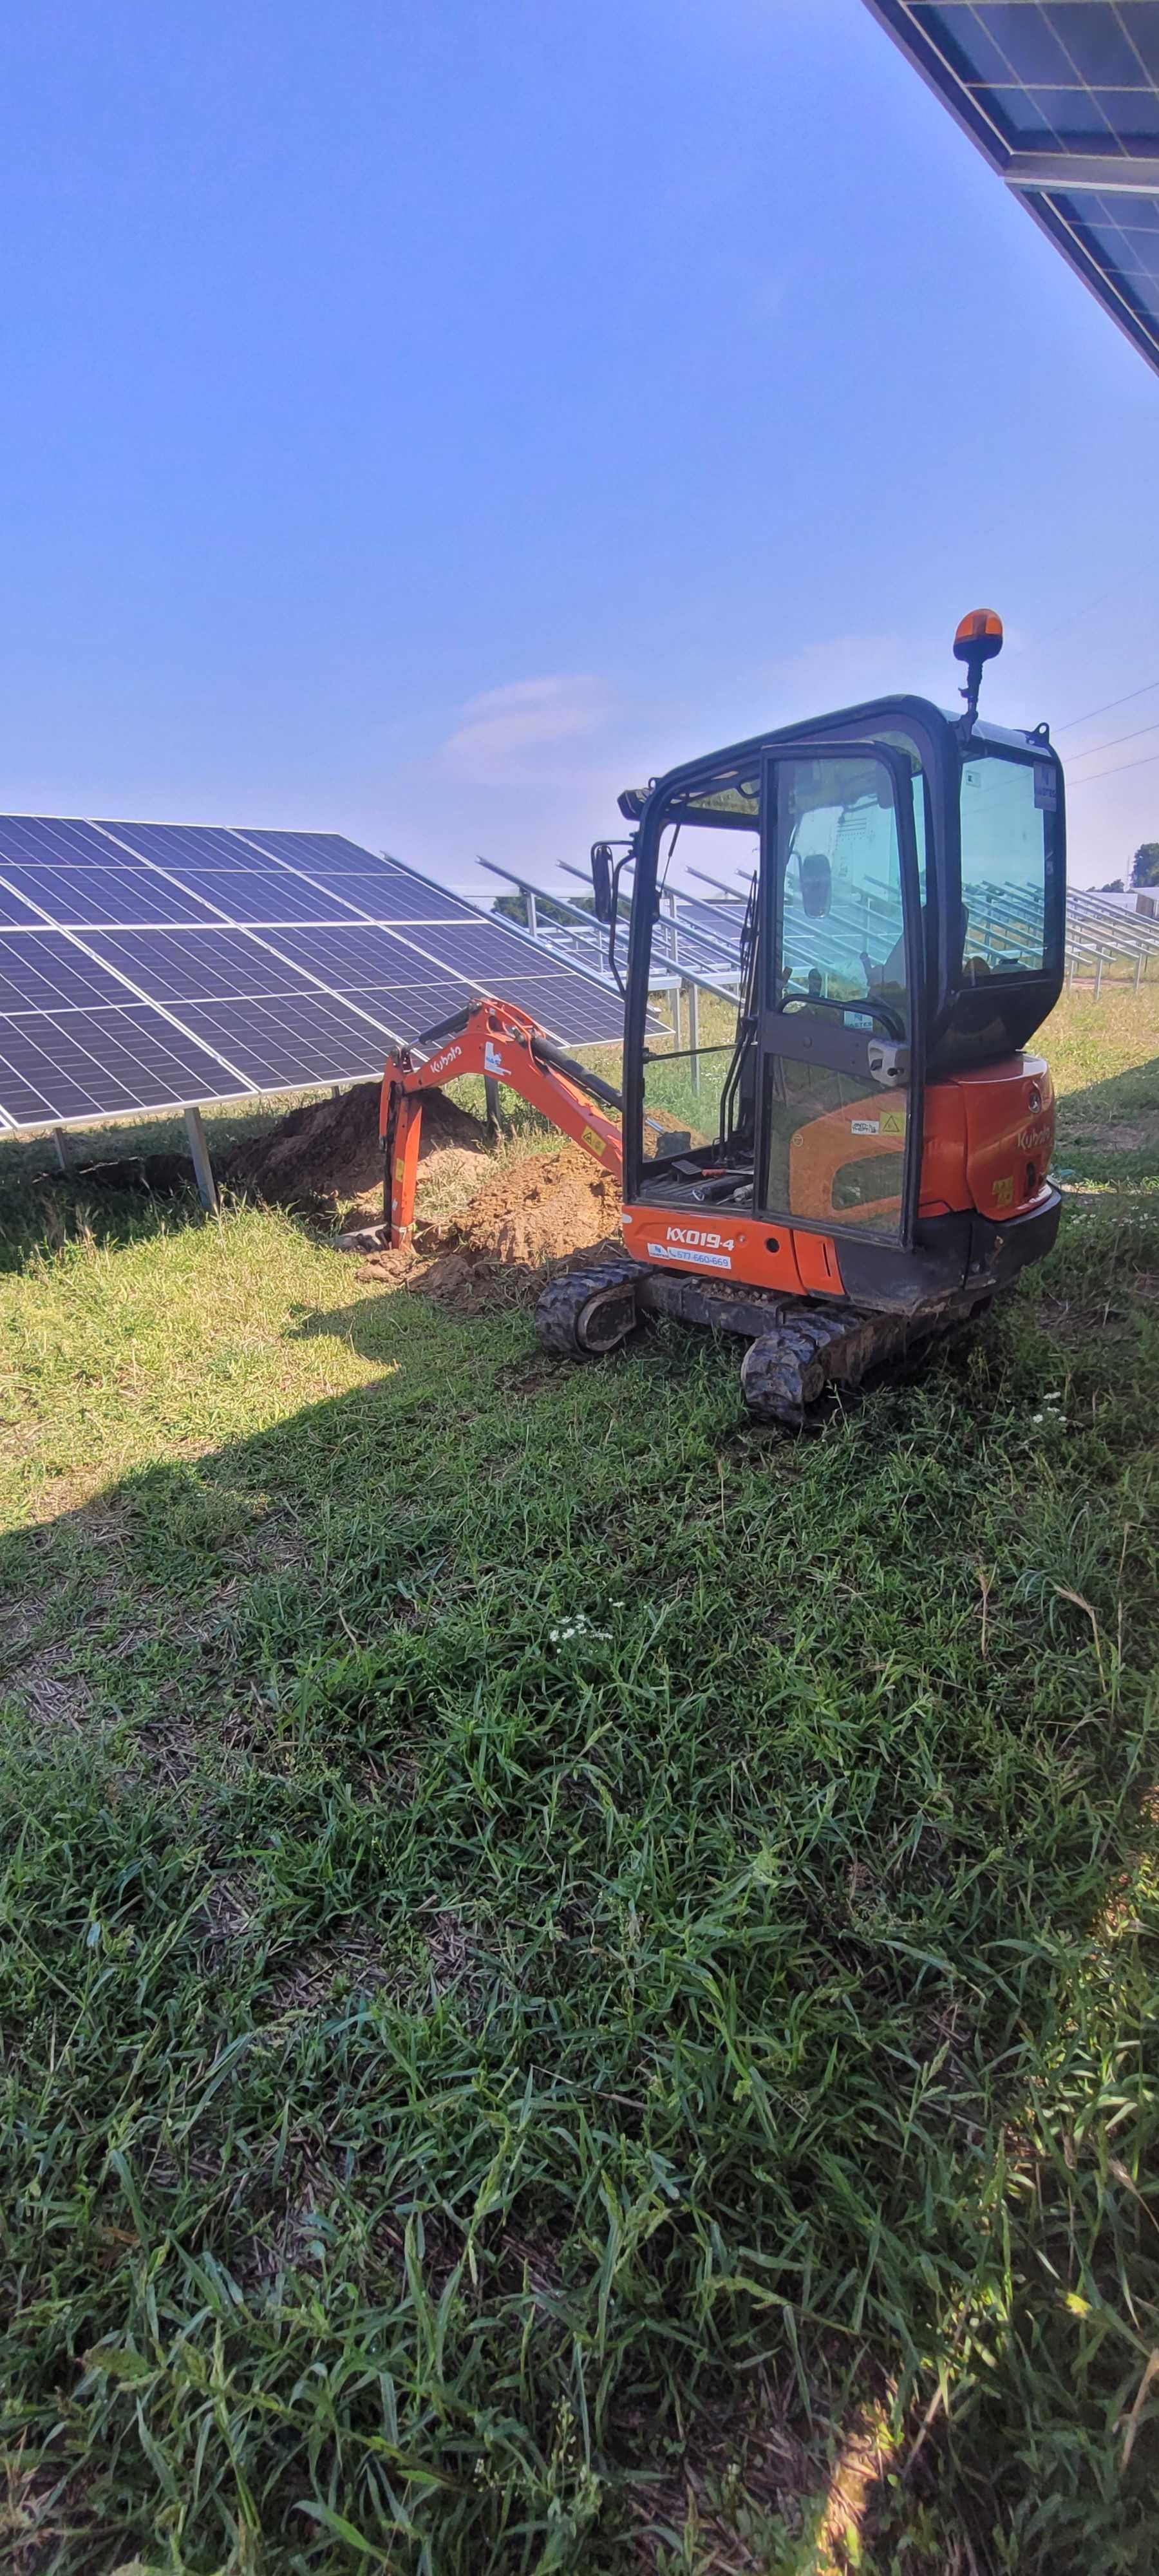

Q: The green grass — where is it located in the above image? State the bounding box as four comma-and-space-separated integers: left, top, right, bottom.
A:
1, 993, 1158, 2573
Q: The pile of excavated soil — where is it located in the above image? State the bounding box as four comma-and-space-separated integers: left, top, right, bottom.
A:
360, 1141, 623, 1314
223, 1079, 489, 1215
444, 1142, 620, 1265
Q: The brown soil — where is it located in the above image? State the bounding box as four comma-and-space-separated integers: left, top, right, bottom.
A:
442, 1142, 620, 1265
223, 1080, 488, 1213
360, 1141, 623, 1313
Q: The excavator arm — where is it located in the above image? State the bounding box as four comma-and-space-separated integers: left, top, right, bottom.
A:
379, 995, 623, 1248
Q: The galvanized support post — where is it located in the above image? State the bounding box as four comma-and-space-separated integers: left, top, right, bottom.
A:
51, 1127, 70, 1173
526, 887, 538, 942
184, 1104, 219, 1211
671, 981, 683, 1047
686, 978, 701, 1092
484, 1075, 503, 1133
1095, 950, 1104, 1001
1135, 947, 1145, 993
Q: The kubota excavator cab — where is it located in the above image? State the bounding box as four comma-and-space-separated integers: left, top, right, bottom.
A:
535, 612, 1066, 1421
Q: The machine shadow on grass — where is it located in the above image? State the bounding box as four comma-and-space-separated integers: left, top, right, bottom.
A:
1052, 1051, 1159, 1188
0, 1166, 207, 1274
2, 1197, 1158, 2570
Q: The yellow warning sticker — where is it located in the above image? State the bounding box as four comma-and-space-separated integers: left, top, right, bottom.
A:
880, 1108, 907, 1135
993, 1173, 1013, 1207
582, 1124, 605, 1157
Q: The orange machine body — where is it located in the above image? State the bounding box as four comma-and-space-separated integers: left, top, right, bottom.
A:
621, 1052, 1053, 1298
382, 998, 1053, 1309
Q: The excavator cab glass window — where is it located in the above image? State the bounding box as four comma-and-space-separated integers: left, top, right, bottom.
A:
958, 748, 1055, 976
759, 749, 917, 1241
777, 759, 912, 1019
639, 805, 755, 1173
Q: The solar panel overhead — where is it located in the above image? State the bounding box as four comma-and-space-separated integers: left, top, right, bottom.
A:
863, 3, 1159, 375
0, 816, 627, 1130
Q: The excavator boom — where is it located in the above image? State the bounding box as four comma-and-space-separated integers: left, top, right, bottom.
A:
379, 995, 623, 1248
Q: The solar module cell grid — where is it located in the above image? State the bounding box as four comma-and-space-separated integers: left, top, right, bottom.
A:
0, 817, 138, 867
175, 993, 400, 1090
83, 929, 325, 1005
481, 974, 627, 1041
268, 869, 473, 923
0, 866, 226, 927
0, 812, 629, 1126
867, 5, 1159, 375
97, 820, 274, 870
265, 925, 452, 989
232, 828, 410, 876
0, 1005, 250, 1128
0, 881, 62, 929
145, 869, 368, 924
0, 934, 137, 1014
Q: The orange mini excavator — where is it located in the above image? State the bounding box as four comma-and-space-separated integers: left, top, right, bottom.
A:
381, 614, 1064, 1424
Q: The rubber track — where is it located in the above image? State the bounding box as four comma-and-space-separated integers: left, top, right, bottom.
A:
534, 1260, 646, 1358
740, 1309, 854, 1427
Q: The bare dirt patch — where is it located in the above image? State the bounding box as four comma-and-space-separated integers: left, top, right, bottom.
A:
1058, 1119, 1153, 1153
360, 1142, 622, 1314
223, 1079, 489, 1218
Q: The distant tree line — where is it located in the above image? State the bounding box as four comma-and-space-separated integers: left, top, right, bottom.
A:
1097, 846, 1159, 894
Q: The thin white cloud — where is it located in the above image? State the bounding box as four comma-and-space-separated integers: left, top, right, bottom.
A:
442, 674, 610, 786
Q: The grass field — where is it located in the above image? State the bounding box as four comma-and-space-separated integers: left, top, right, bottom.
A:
1, 985, 1157, 2573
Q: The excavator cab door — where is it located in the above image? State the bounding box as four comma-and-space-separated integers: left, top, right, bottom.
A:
757, 741, 925, 1247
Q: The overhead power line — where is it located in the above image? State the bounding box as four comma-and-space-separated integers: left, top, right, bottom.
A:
1068, 714, 1159, 762
1055, 677, 1159, 734
1066, 744, 1159, 788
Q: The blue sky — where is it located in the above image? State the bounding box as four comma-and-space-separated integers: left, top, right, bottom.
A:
2, 0, 1156, 893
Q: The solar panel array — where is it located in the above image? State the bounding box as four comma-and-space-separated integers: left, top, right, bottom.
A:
863, 3, 1159, 375
0, 818, 627, 1132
